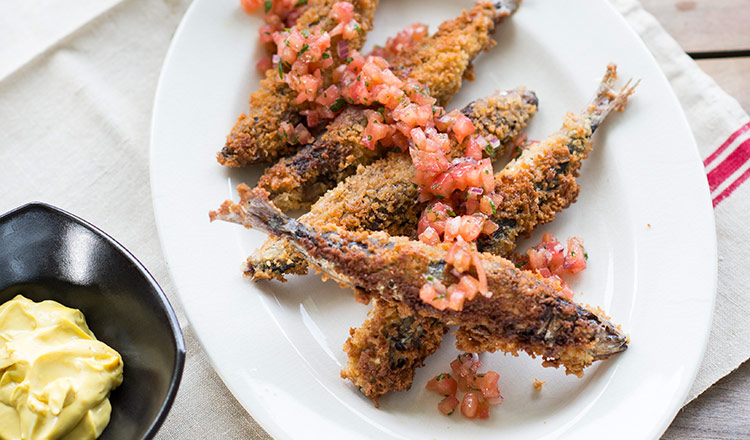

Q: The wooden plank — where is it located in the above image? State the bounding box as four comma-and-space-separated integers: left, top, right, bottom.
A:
696, 57, 750, 114
640, 0, 750, 54
663, 360, 750, 439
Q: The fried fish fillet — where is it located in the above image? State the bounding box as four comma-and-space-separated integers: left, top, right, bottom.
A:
340, 65, 636, 403
210, 189, 629, 379
218, 0, 379, 167
341, 299, 448, 406
239, 65, 635, 404
247, 87, 538, 281
478, 64, 637, 255
256, 0, 519, 211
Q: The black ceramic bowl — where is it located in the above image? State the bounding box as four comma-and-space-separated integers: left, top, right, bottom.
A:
0, 202, 185, 439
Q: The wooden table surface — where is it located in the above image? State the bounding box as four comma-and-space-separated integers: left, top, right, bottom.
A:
638, 0, 750, 438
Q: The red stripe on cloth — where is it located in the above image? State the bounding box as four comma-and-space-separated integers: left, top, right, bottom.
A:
707, 138, 750, 192
703, 122, 750, 167
714, 166, 750, 207
704, 120, 750, 168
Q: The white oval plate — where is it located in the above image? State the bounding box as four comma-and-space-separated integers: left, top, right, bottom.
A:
150, 0, 717, 438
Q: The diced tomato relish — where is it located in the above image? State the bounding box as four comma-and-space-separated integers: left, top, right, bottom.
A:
369, 23, 428, 58
264, 14, 496, 309
515, 233, 588, 299
427, 354, 502, 420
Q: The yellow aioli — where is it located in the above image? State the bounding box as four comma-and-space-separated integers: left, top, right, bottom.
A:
0, 295, 123, 440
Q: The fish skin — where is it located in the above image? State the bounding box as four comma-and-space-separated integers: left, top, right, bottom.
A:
209, 188, 629, 378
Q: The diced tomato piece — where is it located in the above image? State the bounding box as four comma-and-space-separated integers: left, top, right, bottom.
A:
564, 237, 587, 274
241, 0, 263, 14
452, 113, 475, 143
475, 371, 501, 401
418, 226, 440, 245
461, 392, 481, 419
426, 373, 458, 396
419, 282, 448, 310
438, 396, 460, 416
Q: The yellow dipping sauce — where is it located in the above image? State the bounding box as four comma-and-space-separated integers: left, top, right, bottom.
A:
0, 295, 123, 440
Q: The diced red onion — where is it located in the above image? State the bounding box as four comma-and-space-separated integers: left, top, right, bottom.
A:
475, 135, 488, 149
469, 186, 484, 195
337, 40, 349, 60
488, 136, 500, 150
272, 54, 280, 64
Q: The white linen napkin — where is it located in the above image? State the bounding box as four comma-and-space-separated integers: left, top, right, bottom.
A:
0, 0, 747, 437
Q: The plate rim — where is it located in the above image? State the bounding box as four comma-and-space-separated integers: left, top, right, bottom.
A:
148, 0, 718, 437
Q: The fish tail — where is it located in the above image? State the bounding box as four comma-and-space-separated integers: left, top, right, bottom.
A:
588, 64, 638, 132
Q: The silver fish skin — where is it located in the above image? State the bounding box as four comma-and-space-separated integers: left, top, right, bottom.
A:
210, 187, 628, 377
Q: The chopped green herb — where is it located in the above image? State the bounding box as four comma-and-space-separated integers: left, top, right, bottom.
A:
345, 56, 353, 64
294, 0, 308, 6
446, 209, 456, 217
278, 61, 284, 79
436, 373, 450, 381
367, 135, 372, 141
515, 260, 527, 268
354, 23, 362, 34
426, 275, 434, 281
322, 52, 330, 59
435, 195, 444, 199
329, 98, 346, 112
485, 144, 494, 157
412, 183, 418, 189
433, 294, 446, 300
489, 199, 496, 215
515, 150, 522, 159
264, 0, 272, 13
298, 43, 310, 56
584, 252, 589, 260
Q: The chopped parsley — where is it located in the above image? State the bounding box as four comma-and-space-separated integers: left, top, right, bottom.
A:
329, 98, 346, 112
489, 199, 496, 215
446, 209, 456, 217
298, 43, 310, 56
345, 56, 354, 64
515, 260, 527, 268
322, 52, 330, 59
264, 0, 272, 13
294, 0, 308, 6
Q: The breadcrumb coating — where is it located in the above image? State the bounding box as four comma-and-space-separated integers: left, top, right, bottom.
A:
246, 88, 538, 281
256, 1, 514, 211
341, 300, 448, 406
218, 0, 379, 167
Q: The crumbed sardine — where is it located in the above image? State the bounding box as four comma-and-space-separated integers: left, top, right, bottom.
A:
247, 87, 538, 281
218, 0, 379, 167
341, 299, 448, 407
256, 0, 520, 210
210, 188, 629, 378
479, 64, 637, 255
